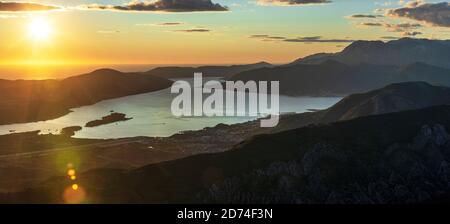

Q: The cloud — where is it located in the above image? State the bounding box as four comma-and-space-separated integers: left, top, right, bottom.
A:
360, 22, 383, 26
390, 23, 422, 28
295, 36, 322, 40
404, 0, 425, 8
349, 14, 383, 18
158, 22, 184, 26
284, 36, 353, 43
380, 36, 399, 40
402, 31, 422, 36
384, 22, 422, 32
136, 22, 184, 26
387, 2, 450, 27
175, 28, 210, 32
250, 35, 352, 43
250, 34, 286, 40
358, 21, 422, 33
266, 36, 286, 40
250, 34, 270, 38
257, 0, 331, 6
0, 1, 60, 11
82, 0, 228, 12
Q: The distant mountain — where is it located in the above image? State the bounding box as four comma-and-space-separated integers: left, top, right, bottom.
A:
291, 38, 450, 68
4, 105, 450, 203
59, 69, 173, 105
0, 69, 173, 125
229, 60, 450, 96
285, 53, 335, 67
144, 62, 273, 78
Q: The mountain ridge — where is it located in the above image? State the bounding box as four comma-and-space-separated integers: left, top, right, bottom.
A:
144, 61, 273, 78
230, 58, 450, 96
291, 38, 450, 68
0, 69, 173, 125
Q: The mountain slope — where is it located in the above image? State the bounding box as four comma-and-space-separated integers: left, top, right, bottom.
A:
199, 106, 450, 203
319, 82, 450, 122
258, 82, 450, 134
285, 53, 336, 67
229, 60, 450, 96
0, 69, 173, 125
144, 62, 273, 78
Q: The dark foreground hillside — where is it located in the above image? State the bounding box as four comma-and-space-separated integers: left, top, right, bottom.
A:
2, 105, 450, 203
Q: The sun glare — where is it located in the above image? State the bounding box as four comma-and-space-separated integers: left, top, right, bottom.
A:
28, 18, 52, 41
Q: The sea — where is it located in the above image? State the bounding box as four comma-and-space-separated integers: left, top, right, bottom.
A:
0, 65, 342, 139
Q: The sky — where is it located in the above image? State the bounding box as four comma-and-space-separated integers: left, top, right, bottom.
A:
0, 0, 449, 66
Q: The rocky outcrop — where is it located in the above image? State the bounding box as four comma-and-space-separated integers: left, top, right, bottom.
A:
199, 124, 450, 204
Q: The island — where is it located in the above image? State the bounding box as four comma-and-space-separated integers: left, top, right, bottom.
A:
60, 126, 82, 136
85, 113, 132, 127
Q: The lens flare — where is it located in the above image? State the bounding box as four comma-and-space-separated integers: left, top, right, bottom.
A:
64, 185, 86, 204
67, 169, 76, 177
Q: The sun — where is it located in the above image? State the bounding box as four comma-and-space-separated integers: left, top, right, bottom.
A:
28, 18, 52, 41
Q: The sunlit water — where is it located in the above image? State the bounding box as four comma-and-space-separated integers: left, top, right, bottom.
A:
0, 78, 342, 139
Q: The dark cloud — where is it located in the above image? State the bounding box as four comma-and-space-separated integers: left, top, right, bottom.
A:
250, 35, 352, 43
403, 31, 422, 36
360, 22, 383, 26
83, 0, 228, 12
250, 35, 286, 40
267, 36, 286, 40
380, 36, 400, 40
359, 20, 423, 34
296, 36, 322, 40
391, 23, 422, 28
0, 1, 59, 11
284, 36, 353, 43
257, 0, 331, 5
387, 2, 450, 27
135, 22, 184, 26
350, 14, 382, 18
175, 28, 210, 33
250, 34, 270, 38
158, 22, 183, 26
384, 23, 422, 32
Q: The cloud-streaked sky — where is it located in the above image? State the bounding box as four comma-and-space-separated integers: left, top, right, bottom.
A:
0, 0, 449, 65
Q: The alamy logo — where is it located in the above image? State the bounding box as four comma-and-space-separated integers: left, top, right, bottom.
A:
171, 73, 280, 127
